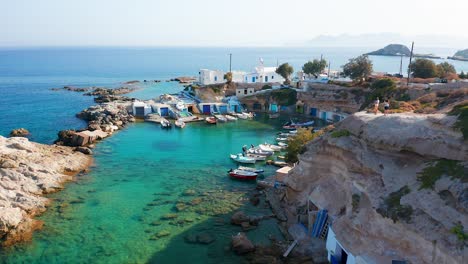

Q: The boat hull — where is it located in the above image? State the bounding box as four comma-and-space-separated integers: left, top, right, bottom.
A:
229, 173, 257, 180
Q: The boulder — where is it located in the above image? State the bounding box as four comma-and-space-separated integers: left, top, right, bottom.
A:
231, 232, 255, 255
75, 147, 93, 155
231, 211, 250, 225
9, 128, 30, 137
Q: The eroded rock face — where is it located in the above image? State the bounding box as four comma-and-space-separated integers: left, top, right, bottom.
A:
0, 136, 91, 246
283, 112, 467, 264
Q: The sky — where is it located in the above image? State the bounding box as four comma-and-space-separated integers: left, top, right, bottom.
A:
1, 0, 467, 47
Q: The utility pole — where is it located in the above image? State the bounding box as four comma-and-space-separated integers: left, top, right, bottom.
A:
407, 42, 414, 85
229, 53, 232, 72
328, 61, 331, 77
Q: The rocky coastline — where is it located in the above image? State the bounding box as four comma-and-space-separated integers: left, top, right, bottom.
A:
0, 136, 91, 246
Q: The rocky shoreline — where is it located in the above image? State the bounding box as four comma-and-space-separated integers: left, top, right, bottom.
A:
0, 136, 91, 246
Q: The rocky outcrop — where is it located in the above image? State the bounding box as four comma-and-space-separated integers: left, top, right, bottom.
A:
9, 128, 30, 138
449, 49, 468, 61
0, 136, 91, 246
231, 232, 255, 255
283, 112, 467, 264
366, 44, 411, 56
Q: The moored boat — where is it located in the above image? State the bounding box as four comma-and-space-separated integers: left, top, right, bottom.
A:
160, 119, 172, 129
283, 120, 314, 130
269, 113, 280, 119
238, 166, 264, 173
277, 142, 288, 148
228, 169, 257, 180
247, 147, 273, 156
230, 153, 256, 164
225, 114, 238, 121
214, 114, 227, 122
246, 153, 266, 161
276, 137, 289, 142
205, 116, 217, 124
259, 143, 282, 152
175, 119, 186, 128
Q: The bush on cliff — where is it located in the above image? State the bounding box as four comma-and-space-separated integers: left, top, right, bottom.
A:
271, 89, 297, 106
417, 159, 466, 190
377, 185, 413, 223
285, 128, 316, 163
449, 102, 468, 140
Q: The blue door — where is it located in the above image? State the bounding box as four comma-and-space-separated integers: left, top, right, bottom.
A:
202, 105, 211, 114
160, 107, 169, 116
265, 76, 268, 82
321, 112, 327, 120
252, 77, 255, 83
310, 108, 317, 116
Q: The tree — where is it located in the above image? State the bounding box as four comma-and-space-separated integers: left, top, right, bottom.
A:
410, 58, 437, 78
342, 55, 373, 82
460, 71, 466, 79
302, 59, 327, 77
224, 72, 233, 83
436, 62, 456, 78
276, 63, 294, 84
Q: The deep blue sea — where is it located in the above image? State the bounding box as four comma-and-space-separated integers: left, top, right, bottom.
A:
1, 47, 467, 143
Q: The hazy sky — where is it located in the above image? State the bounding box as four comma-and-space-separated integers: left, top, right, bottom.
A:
1, 0, 467, 47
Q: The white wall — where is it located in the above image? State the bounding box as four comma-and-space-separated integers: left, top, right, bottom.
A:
236, 87, 255, 97
326, 227, 357, 264
199, 69, 225, 85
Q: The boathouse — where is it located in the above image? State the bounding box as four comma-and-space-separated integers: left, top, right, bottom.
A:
152, 103, 170, 117
132, 101, 152, 118
326, 227, 356, 264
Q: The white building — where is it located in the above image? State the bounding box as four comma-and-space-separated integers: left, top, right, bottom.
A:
198, 59, 285, 85
326, 227, 357, 264
132, 101, 152, 117
236, 87, 255, 97
199, 69, 225, 85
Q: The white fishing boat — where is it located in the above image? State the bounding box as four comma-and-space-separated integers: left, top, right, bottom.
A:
238, 166, 264, 173
176, 102, 185, 111
236, 113, 248, 120
289, 130, 298, 134
246, 153, 266, 161
160, 119, 172, 129
247, 147, 273, 156
276, 137, 289, 142
215, 114, 227, 122
175, 119, 186, 128
228, 169, 257, 180
225, 115, 238, 121
259, 143, 282, 152
230, 154, 256, 164
277, 142, 288, 148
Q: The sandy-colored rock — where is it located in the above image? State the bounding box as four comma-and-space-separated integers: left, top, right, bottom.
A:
0, 136, 91, 246
283, 112, 467, 264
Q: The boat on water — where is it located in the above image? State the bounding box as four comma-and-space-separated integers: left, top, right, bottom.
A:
228, 169, 257, 180
237, 166, 264, 173
236, 112, 254, 119
283, 120, 314, 130
225, 114, 238, 121
160, 119, 172, 129
230, 153, 256, 164
277, 142, 288, 148
175, 119, 186, 128
214, 114, 227, 122
259, 143, 282, 152
246, 153, 266, 161
205, 116, 217, 124
247, 147, 273, 156
276, 137, 289, 142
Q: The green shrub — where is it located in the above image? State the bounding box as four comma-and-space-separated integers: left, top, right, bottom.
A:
450, 223, 468, 242
261, 85, 272, 90
271, 89, 297, 106
449, 102, 468, 140
330, 129, 351, 138
418, 159, 466, 189
377, 186, 413, 223
360, 78, 396, 110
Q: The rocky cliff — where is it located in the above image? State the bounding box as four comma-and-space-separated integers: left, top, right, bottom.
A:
0, 136, 91, 246
283, 112, 467, 263
366, 44, 411, 56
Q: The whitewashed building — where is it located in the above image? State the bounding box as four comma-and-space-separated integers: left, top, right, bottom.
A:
199, 69, 225, 85
132, 101, 152, 117
236, 87, 255, 97
198, 59, 285, 85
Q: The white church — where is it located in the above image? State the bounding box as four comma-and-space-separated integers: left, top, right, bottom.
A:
198, 59, 285, 85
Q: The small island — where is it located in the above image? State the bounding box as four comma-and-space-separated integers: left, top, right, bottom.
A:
366, 44, 411, 56
367, 44, 442, 59
448, 49, 468, 61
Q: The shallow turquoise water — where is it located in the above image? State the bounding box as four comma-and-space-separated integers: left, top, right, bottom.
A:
0, 117, 293, 264
127, 82, 185, 100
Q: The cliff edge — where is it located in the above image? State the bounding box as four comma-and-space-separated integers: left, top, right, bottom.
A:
0, 136, 91, 246
283, 112, 467, 263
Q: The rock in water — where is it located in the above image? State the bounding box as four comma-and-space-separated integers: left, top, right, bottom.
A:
9, 128, 30, 137
231, 232, 255, 255
231, 211, 250, 225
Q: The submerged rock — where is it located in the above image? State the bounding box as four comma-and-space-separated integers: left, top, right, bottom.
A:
231, 232, 255, 255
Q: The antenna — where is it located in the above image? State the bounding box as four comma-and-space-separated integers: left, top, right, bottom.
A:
399, 55, 403, 77
407, 42, 414, 85
229, 53, 232, 72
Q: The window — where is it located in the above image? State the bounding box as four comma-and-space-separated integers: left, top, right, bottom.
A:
214, 76, 218, 81
238, 91, 241, 94
250, 90, 253, 93
272, 76, 274, 79
244, 89, 247, 95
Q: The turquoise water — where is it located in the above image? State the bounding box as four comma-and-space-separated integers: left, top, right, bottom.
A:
0, 118, 292, 264
127, 82, 185, 100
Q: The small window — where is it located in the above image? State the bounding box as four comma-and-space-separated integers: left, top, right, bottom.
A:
250, 90, 252, 93
272, 76, 274, 79
214, 76, 218, 81
244, 89, 247, 95
238, 91, 241, 94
